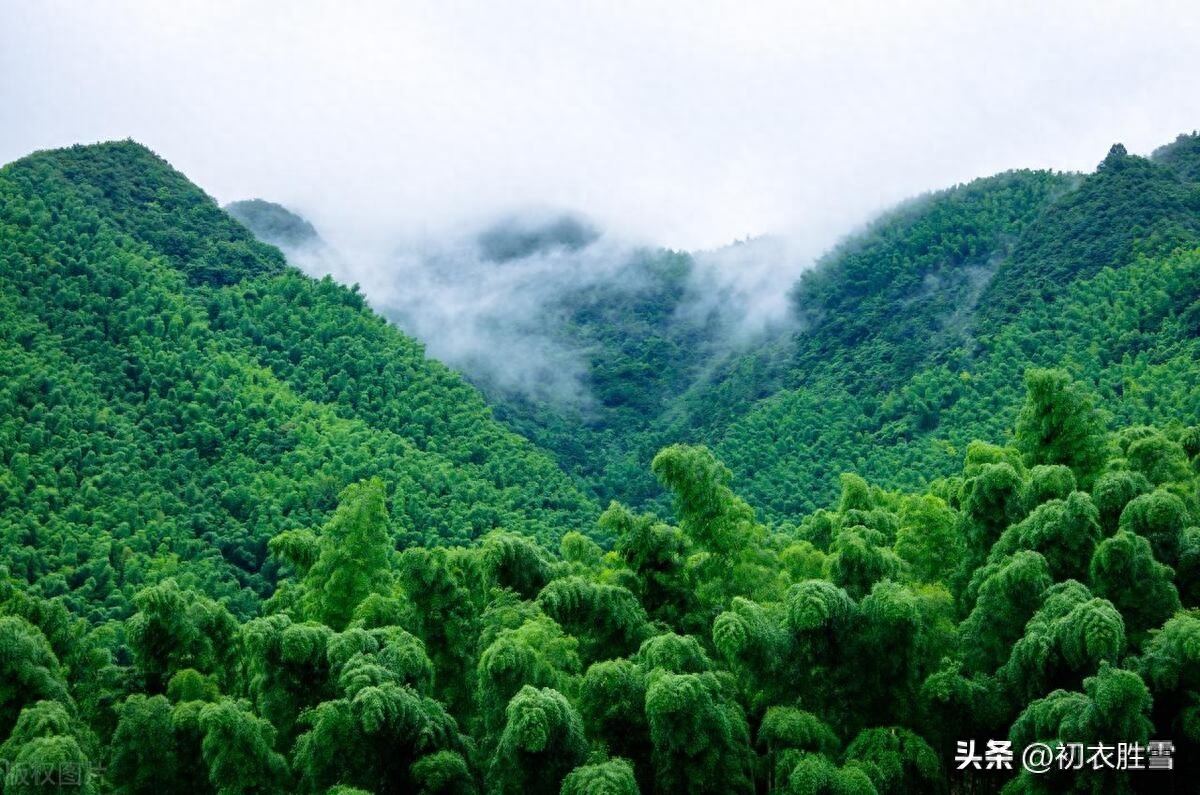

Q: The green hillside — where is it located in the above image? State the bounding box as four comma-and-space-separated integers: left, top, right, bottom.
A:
704, 137, 1200, 518
485, 138, 1200, 520
0, 141, 596, 622
1, 137, 1199, 794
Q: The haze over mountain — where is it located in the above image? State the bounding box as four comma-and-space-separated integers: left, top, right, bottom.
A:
224, 200, 321, 250
228, 134, 1200, 519
3, 132, 1200, 794
5, 3, 1200, 791
5, 3, 1200, 255
234, 200, 812, 416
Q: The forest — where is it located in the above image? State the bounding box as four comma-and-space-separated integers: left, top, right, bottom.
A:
1, 136, 1199, 794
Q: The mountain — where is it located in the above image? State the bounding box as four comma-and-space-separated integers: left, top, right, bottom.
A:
224, 199, 321, 250
434, 138, 1200, 519
476, 212, 601, 262
226, 137, 1200, 524
0, 141, 596, 621
4, 135, 1197, 794
702, 137, 1200, 517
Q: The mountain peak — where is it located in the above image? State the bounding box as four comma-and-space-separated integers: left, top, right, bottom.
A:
1, 139, 286, 286
476, 212, 600, 263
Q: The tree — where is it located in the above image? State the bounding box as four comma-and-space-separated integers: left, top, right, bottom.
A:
475, 615, 580, 740
988, 492, 1101, 583
197, 699, 290, 795
1177, 528, 1200, 608
959, 552, 1052, 674
410, 750, 476, 795
293, 670, 464, 792
959, 457, 1026, 568
0, 616, 69, 739
0, 700, 97, 794
1120, 428, 1191, 486
636, 632, 714, 674
1090, 470, 1151, 533
756, 708, 840, 793
824, 526, 904, 600
560, 758, 639, 795
108, 695, 193, 795
649, 444, 779, 622
713, 596, 795, 713
1138, 611, 1200, 748
651, 445, 758, 560
1024, 465, 1075, 509
1013, 369, 1108, 488
1089, 530, 1180, 646
1119, 490, 1188, 568
853, 581, 954, 729
396, 546, 481, 718
783, 753, 876, 795
998, 581, 1125, 704
895, 494, 962, 584
124, 579, 238, 693
1007, 663, 1151, 794
239, 614, 335, 745
480, 531, 554, 600
843, 727, 942, 794
298, 477, 396, 630
537, 577, 650, 665
602, 502, 693, 630
580, 659, 652, 791
487, 686, 587, 795
645, 671, 753, 794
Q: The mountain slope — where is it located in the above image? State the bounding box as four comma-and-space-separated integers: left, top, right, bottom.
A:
0, 141, 596, 620
3, 136, 1200, 795
441, 136, 1200, 520
476, 167, 1072, 509
704, 137, 1200, 517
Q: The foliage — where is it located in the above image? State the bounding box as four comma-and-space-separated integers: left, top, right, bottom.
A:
3, 135, 1200, 793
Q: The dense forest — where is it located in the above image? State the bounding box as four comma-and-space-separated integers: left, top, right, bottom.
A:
380, 139, 1200, 523
1, 137, 1199, 793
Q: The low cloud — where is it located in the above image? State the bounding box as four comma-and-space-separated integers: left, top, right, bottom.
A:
251, 206, 817, 409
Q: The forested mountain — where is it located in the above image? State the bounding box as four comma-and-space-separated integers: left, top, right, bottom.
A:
223, 200, 321, 250
1, 137, 1199, 794
0, 141, 597, 621
449, 137, 1200, 520
703, 137, 1200, 518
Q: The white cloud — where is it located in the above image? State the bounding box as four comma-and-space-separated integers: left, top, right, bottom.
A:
2, 0, 1198, 255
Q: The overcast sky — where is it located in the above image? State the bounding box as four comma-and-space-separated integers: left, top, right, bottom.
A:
3, 0, 1199, 253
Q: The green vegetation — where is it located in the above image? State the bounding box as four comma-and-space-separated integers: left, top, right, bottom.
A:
223, 200, 320, 250
490, 135, 1200, 523
3, 136, 1200, 792
0, 141, 597, 623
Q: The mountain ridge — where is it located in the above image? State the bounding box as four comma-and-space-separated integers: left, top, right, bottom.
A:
0, 139, 598, 620
2, 133, 1200, 794
220, 134, 1200, 517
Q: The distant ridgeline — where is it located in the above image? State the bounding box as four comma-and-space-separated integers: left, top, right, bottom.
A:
231, 135, 1200, 521
224, 199, 321, 250
1, 137, 1200, 794
348, 134, 1200, 520
0, 140, 596, 619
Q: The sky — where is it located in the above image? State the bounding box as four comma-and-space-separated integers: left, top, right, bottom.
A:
3, 0, 1199, 255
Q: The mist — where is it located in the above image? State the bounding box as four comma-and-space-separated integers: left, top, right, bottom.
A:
261, 207, 813, 408
5, 2, 1200, 251
5, 2, 1200, 403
